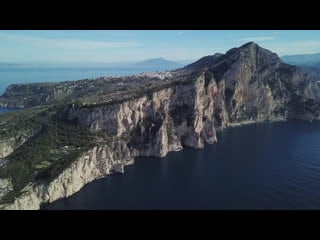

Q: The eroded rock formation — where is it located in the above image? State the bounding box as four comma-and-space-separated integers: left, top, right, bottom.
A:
1, 42, 320, 209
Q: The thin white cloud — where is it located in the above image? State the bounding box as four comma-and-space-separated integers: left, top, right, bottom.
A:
241, 36, 275, 42
177, 31, 184, 36
0, 32, 141, 49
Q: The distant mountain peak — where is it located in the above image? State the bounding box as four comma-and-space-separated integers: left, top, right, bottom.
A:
136, 57, 176, 64
147, 57, 167, 61
134, 58, 183, 70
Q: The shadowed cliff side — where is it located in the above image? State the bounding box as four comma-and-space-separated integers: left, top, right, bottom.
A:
1, 42, 320, 209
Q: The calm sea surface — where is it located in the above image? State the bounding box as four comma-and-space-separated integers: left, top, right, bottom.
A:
0, 67, 163, 95
43, 120, 320, 210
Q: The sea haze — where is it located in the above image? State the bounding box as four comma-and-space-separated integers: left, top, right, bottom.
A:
0, 66, 171, 95
43, 120, 320, 210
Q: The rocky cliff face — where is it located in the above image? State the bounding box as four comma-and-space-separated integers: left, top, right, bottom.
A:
186, 42, 320, 122
1, 42, 320, 210
0, 142, 133, 210
0, 72, 227, 210
62, 72, 228, 157
0, 130, 34, 161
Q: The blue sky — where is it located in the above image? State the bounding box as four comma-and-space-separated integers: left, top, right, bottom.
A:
0, 30, 320, 64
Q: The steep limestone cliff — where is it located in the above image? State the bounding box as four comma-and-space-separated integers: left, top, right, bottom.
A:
63, 72, 227, 156
0, 73, 226, 209
1, 42, 320, 209
0, 130, 35, 161
0, 108, 45, 162
0, 142, 133, 210
185, 42, 320, 122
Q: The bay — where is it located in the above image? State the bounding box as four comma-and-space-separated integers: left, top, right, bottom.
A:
43, 120, 320, 210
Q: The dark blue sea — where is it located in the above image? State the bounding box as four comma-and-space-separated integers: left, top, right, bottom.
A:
43, 120, 320, 210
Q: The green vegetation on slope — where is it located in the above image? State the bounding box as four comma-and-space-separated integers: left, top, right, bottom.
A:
0, 71, 202, 205
0, 107, 112, 204
0, 106, 46, 139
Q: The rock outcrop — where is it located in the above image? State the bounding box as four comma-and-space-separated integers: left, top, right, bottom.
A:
0, 179, 12, 198
1, 42, 320, 209
62, 72, 227, 157
0, 131, 34, 161
185, 41, 320, 122
0, 142, 133, 210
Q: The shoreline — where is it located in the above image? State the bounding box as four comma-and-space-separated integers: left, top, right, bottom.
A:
0, 115, 312, 209
43, 118, 290, 209
227, 118, 287, 128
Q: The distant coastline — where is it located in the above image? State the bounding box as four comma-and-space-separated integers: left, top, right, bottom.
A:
0, 66, 180, 96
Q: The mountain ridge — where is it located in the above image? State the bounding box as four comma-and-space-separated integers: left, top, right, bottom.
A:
1, 42, 320, 209
282, 52, 320, 68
